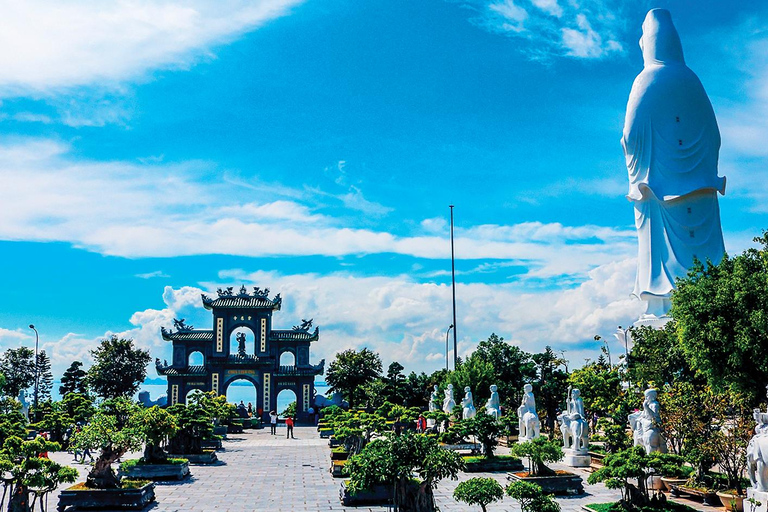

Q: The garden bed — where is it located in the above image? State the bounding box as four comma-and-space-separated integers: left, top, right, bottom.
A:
463, 455, 524, 473
167, 450, 218, 465
508, 470, 584, 495
669, 485, 720, 506
583, 502, 697, 512
119, 459, 190, 481
330, 460, 349, 478
58, 480, 155, 511
339, 481, 392, 506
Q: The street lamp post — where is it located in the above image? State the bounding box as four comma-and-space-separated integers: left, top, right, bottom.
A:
445, 324, 454, 371
28, 324, 39, 413
615, 326, 632, 386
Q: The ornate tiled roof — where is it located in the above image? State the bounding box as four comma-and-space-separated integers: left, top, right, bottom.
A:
156, 364, 207, 376
201, 286, 282, 311
270, 327, 319, 342
161, 328, 214, 342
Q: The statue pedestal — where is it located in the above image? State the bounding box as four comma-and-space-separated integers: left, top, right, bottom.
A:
634, 314, 672, 328
562, 450, 591, 467
747, 488, 768, 512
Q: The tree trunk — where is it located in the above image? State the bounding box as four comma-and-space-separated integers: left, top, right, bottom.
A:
143, 443, 168, 464
86, 447, 123, 489
8, 483, 29, 512
395, 478, 434, 512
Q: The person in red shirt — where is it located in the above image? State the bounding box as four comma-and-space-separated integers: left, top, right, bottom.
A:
285, 416, 295, 439
416, 414, 427, 433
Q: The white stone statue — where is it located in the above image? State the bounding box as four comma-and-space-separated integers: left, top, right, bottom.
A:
428, 385, 439, 413
462, 386, 476, 420
623, 9, 726, 324
517, 384, 540, 442
442, 384, 455, 415
557, 387, 591, 466
485, 384, 501, 420
18, 389, 29, 422
747, 387, 768, 510
628, 388, 667, 454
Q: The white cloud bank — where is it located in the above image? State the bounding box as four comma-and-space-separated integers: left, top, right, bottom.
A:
0, 138, 635, 280
472, 0, 625, 60
0, 0, 304, 95
0, 259, 643, 379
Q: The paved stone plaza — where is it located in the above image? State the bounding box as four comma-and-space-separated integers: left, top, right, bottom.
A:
50, 426, 712, 512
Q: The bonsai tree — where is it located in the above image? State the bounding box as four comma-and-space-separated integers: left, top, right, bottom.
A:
505, 481, 560, 512
463, 414, 502, 458
33, 401, 73, 445
0, 435, 78, 512
167, 401, 215, 455
347, 432, 464, 511
705, 397, 752, 496
588, 446, 684, 509
510, 437, 563, 476
280, 401, 296, 418
70, 398, 143, 488
133, 405, 179, 464
453, 477, 503, 512
334, 411, 387, 456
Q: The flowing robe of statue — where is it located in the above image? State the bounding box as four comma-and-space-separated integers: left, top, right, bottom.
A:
462, 387, 476, 420
623, 9, 726, 320
443, 384, 455, 415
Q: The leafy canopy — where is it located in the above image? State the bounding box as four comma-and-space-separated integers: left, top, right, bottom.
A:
453, 477, 504, 512
87, 336, 152, 400
326, 348, 382, 408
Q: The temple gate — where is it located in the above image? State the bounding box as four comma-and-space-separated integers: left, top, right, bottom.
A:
156, 286, 324, 424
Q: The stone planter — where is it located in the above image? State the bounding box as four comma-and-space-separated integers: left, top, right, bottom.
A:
330, 450, 349, 461
439, 442, 482, 454
227, 423, 244, 434
670, 485, 720, 506
168, 451, 218, 465
57, 481, 155, 511
660, 476, 688, 491
507, 471, 584, 495
328, 437, 342, 448
330, 460, 349, 478
202, 438, 222, 450
464, 457, 524, 473
319, 429, 334, 438
213, 425, 228, 438
716, 491, 745, 511
119, 461, 190, 481
339, 481, 392, 506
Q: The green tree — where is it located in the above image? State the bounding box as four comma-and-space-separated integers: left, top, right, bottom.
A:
326, 348, 383, 408
33, 401, 73, 445
132, 405, 179, 464
383, 361, 407, 405
0, 347, 35, 398
568, 360, 623, 419
346, 432, 464, 512
672, 234, 768, 405
510, 437, 563, 476
86, 336, 152, 400
532, 346, 568, 433
61, 392, 96, 425
60, 361, 89, 396
0, 435, 78, 512
473, 333, 536, 407
453, 477, 504, 512
505, 481, 561, 512
449, 357, 495, 408
402, 371, 431, 407
627, 323, 694, 389
35, 350, 53, 403
70, 398, 143, 489
462, 413, 503, 458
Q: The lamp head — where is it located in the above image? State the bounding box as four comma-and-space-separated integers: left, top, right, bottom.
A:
28, 324, 35, 329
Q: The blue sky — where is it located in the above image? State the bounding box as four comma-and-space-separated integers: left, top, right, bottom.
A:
1, 0, 767, 384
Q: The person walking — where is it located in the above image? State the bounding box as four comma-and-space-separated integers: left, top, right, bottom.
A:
269, 410, 278, 435
416, 414, 427, 433
285, 416, 295, 439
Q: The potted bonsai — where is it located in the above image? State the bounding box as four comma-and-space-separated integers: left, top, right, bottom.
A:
708, 402, 752, 512
166, 400, 218, 464
344, 431, 464, 510
509, 437, 582, 495
505, 480, 560, 512
61, 398, 156, 511
119, 405, 189, 480
461, 414, 523, 472
0, 435, 77, 512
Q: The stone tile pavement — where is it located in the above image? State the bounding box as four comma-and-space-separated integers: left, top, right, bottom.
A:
48, 427, 717, 512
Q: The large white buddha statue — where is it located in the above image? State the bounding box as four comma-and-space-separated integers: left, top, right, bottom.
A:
623, 9, 726, 323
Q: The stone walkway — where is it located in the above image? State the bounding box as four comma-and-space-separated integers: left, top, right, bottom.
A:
49, 427, 716, 512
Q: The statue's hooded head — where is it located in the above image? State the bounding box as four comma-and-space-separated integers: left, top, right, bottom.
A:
572, 389, 580, 398
640, 9, 684, 67
464, 386, 471, 393
490, 384, 497, 392
524, 384, 533, 393
644, 388, 658, 400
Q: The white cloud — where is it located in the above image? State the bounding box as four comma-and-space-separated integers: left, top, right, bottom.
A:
0, 0, 304, 95
0, 138, 634, 280
136, 271, 170, 279
470, 0, 624, 60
